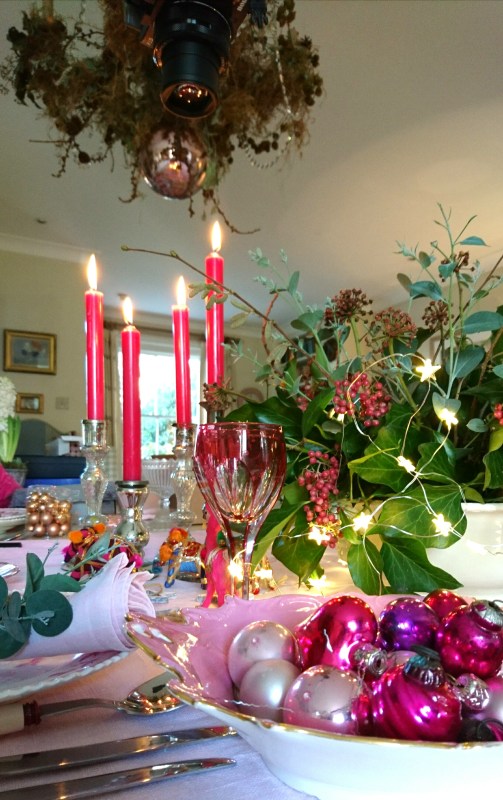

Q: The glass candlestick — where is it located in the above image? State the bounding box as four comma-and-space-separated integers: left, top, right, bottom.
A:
169, 424, 196, 531
80, 420, 109, 527
114, 480, 150, 551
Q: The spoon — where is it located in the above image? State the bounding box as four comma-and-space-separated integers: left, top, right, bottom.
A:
0, 672, 181, 735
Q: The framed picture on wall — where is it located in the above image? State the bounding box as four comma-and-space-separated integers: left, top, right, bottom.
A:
3, 330, 57, 375
16, 392, 44, 414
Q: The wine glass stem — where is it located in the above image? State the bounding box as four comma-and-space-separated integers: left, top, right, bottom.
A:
241, 519, 260, 601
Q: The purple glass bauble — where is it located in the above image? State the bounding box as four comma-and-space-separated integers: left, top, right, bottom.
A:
423, 589, 467, 620
238, 658, 300, 722
294, 595, 378, 671
371, 660, 462, 741
283, 664, 372, 735
227, 620, 299, 688
140, 128, 207, 199
378, 597, 439, 651
435, 600, 503, 679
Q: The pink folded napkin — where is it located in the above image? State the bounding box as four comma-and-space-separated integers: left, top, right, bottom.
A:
12, 553, 155, 658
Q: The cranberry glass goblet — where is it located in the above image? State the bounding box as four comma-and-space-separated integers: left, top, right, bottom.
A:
193, 422, 286, 600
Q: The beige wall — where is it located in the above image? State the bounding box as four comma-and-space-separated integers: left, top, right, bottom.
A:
0, 248, 87, 434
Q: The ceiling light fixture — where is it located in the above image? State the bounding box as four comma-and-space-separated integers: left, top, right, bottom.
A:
0, 0, 323, 224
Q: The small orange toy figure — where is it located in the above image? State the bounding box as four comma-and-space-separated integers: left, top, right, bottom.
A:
200, 513, 231, 607
158, 527, 189, 587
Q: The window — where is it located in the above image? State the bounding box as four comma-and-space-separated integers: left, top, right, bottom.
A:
140, 350, 201, 457
115, 329, 202, 462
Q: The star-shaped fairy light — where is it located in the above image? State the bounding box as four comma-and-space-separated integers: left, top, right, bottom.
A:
397, 455, 416, 473
432, 513, 452, 537
415, 358, 441, 382
438, 407, 459, 427
352, 512, 373, 533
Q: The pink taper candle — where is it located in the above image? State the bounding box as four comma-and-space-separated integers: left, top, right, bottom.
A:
205, 221, 224, 386
85, 254, 105, 420
172, 276, 192, 426
121, 296, 141, 481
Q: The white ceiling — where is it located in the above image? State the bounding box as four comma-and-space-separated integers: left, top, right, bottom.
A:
1, 0, 503, 325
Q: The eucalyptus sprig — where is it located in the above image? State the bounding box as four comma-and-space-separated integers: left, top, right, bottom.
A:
0, 551, 82, 659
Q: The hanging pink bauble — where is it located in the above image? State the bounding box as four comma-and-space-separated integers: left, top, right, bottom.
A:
435, 600, 503, 679
283, 664, 372, 735
227, 620, 299, 688
238, 658, 300, 722
294, 595, 378, 672
140, 128, 207, 200
378, 597, 439, 651
423, 589, 467, 620
371, 658, 462, 741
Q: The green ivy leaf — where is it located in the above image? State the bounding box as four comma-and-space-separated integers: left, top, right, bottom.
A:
25, 590, 73, 637
447, 345, 485, 378
0, 576, 7, 609
381, 539, 461, 592
0, 622, 30, 658
302, 388, 334, 437
346, 540, 382, 595
376, 485, 465, 547
271, 515, 325, 584
408, 281, 443, 301
483, 448, 503, 490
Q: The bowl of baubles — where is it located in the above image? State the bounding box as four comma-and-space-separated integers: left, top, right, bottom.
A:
127, 590, 503, 800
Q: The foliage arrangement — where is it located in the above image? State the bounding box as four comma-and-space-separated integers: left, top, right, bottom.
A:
190, 206, 503, 594
0, 0, 322, 220
0, 551, 81, 658
0, 376, 21, 466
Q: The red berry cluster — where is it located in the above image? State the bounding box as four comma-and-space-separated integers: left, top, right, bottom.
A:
494, 403, 503, 426
298, 450, 340, 527
332, 372, 392, 427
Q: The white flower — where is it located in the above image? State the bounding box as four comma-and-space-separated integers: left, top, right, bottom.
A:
0, 377, 17, 432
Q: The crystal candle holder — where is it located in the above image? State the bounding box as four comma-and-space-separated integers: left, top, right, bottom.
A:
114, 480, 150, 551
80, 419, 109, 527
169, 424, 196, 531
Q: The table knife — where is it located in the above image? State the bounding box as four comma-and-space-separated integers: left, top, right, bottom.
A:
0, 757, 236, 800
0, 726, 236, 777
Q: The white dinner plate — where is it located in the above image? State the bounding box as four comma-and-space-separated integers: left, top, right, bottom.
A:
0, 508, 27, 539
0, 650, 128, 703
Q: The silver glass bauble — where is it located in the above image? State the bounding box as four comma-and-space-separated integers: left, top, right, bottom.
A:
140, 128, 207, 199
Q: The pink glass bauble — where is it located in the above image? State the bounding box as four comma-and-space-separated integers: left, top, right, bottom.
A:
140, 128, 207, 200
294, 595, 377, 671
378, 597, 439, 651
227, 620, 299, 688
238, 658, 300, 722
283, 664, 372, 735
424, 589, 467, 620
435, 600, 503, 679
371, 659, 462, 741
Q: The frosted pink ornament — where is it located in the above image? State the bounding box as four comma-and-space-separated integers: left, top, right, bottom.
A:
238, 658, 300, 722
294, 594, 378, 672
378, 596, 439, 651
435, 600, 503, 679
371, 656, 462, 741
227, 620, 299, 688
423, 589, 467, 620
283, 664, 372, 735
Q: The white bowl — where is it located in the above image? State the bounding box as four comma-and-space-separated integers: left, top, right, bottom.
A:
0, 508, 26, 538
127, 593, 502, 800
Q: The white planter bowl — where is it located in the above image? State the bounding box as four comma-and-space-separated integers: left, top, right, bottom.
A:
428, 502, 503, 599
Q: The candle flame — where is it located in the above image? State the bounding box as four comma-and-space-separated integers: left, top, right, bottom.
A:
176, 275, 187, 307
122, 296, 134, 326
210, 221, 222, 253
87, 254, 98, 291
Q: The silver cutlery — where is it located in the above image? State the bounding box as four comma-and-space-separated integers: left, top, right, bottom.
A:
0, 672, 181, 735
0, 725, 236, 776
0, 757, 236, 799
